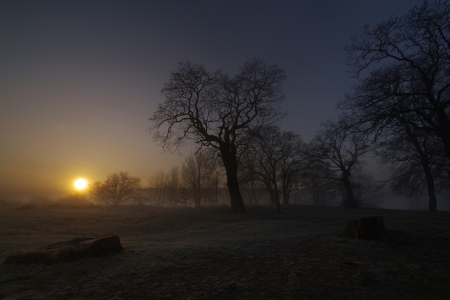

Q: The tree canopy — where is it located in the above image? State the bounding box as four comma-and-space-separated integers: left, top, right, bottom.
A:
342, 0, 450, 160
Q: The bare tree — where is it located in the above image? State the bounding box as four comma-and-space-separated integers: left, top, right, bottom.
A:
376, 118, 449, 211
181, 150, 213, 208
166, 166, 180, 206
90, 171, 142, 206
242, 126, 306, 211
149, 59, 286, 212
278, 131, 308, 205
342, 0, 450, 161
302, 166, 341, 206
148, 171, 167, 206
242, 126, 284, 212
342, 62, 449, 211
349, 168, 385, 208
310, 118, 373, 208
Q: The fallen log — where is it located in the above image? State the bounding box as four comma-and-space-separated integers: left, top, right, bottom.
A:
3, 236, 123, 265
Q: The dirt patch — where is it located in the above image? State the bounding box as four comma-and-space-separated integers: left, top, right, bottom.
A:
1, 205, 449, 299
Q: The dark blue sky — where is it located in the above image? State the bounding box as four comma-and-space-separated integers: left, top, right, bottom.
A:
0, 0, 424, 198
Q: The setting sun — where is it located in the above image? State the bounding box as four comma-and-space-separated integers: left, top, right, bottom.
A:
74, 178, 88, 191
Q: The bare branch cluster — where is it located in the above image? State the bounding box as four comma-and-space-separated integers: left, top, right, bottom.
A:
89, 171, 142, 206
340, 0, 450, 211
241, 125, 307, 212
309, 117, 374, 208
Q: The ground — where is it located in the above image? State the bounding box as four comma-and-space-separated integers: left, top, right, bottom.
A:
0, 205, 449, 299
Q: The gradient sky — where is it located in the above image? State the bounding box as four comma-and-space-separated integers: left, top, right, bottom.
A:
0, 0, 424, 199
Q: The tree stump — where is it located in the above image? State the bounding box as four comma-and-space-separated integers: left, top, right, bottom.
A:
341, 216, 385, 240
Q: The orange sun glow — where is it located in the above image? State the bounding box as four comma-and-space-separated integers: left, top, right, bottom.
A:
74, 178, 88, 191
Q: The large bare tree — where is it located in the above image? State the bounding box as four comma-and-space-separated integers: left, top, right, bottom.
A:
342, 0, 450, 160
376, 116, 449, 211
149, 59, 286, 212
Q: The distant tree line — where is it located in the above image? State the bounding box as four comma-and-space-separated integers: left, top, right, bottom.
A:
137, 119, 386, 211
146, 149, 225, 207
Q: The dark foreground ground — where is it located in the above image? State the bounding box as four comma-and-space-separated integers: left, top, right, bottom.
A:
0, 205, 449, 299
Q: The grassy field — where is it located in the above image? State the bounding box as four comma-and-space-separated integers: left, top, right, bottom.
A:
1, 205, 450, 299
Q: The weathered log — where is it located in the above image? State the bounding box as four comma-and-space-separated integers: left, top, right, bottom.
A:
4, 236, 123, 265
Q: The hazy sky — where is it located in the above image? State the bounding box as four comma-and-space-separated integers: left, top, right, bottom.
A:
0, 0, 425, 199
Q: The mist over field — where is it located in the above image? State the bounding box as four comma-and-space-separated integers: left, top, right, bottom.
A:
1, 205, 450, 299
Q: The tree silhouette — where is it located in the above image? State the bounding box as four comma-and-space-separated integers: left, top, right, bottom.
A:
90, 171, 141, 206
310, 118, 372, 208
342, 0, 450, 161
376, 116, 449, 211
243, 126, 285, 212
149, 59, 286, 212
181, 150, 213, 208
242, 125, 306, 211
148, 171, 167, 206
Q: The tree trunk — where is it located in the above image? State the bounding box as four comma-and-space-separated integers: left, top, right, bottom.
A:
417, 145, 437, 212
272, 169, 281, 213
214, 181, 219, 206
262, 180, 277, 205
250, 180, 258, 205
274, 183, 281, 213
220, 147, 246, 213
282, 184, 290, 205
226, 172, 246, 212
281, 175, 290, 205
403, 122, 438, 211
342, 169, 358, 208
424, 165, 437, 211
194, 185, 201, 208
265, 183, 276, 204
430, 96, 450, 161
